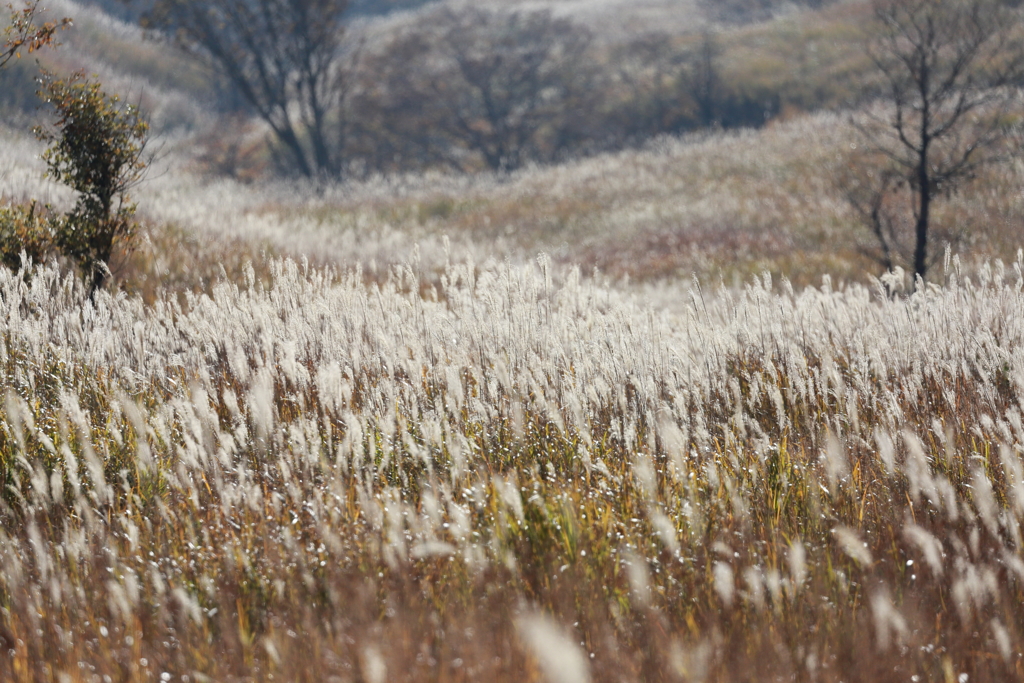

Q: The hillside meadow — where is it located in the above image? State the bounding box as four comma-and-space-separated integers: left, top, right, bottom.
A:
99, 109, 1024, 298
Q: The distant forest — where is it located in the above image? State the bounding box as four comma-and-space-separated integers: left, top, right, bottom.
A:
75, 0, 435, 22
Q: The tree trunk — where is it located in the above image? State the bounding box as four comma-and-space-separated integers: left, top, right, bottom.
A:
914, 147, 930, 284
914, 58, 932, 286
88, 263, 107, 300
913, 188, 929, 283
277, 125, 314, 178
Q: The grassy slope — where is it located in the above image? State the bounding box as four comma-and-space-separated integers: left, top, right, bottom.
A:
141, 0, 1012, 293
715, 1, 878, 112
4, 107, 1007, 305
235, 109, 1022, 292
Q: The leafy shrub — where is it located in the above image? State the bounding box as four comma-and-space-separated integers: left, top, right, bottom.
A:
33, 70, 149, 294
0, 71, 150, 294
0, 200, 56, 269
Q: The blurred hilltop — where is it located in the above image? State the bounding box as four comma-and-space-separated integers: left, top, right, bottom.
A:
1, 0, 867, 143
1, 0, 1021, 298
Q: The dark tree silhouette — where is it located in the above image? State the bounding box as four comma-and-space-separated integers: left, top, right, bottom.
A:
854, 0, 1024, 281
145, 0, 352, 178
361, 8, 597, 172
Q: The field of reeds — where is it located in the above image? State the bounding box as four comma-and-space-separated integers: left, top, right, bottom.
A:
3, 2, 1024, 679
0, 247, 1023, 681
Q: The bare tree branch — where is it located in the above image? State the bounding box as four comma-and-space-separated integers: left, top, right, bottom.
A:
1, 0, 70, 71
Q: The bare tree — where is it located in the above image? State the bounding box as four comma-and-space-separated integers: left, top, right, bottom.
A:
852, 0, 1024, 281
839, 151, 920, 274
145, 0, 352, 179
611, 32, 691, 140
365, 7, 597, 173
441, 8, 596, 171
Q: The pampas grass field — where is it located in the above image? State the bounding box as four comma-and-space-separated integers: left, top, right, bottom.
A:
3, 2, 1024, 680
1, 244, 1024, 681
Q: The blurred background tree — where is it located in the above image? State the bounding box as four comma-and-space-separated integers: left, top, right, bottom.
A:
144, 0, 353, 179
351, 8, 600, 173
134, 1, 795, 179
847, 0, 1024, 281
